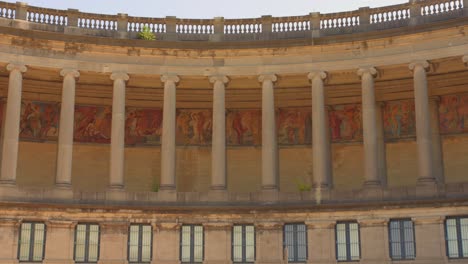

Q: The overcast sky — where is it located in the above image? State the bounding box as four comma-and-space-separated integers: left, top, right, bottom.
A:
4, 0, 408, 18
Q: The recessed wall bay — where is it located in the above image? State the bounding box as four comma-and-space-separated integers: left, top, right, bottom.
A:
439, 93, 468, 134
383, 100, 416, 140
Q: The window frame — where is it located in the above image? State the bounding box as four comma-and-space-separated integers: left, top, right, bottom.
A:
445, 216, 468, 259
17, 221, 47, 262
335, 221, 361, 262
179, 224, 204, 264
231, 224, 256, 263
283, 223, 308, 263
388, 218, 416, 260
127, 224, 153, 263
74, 223, 100, 263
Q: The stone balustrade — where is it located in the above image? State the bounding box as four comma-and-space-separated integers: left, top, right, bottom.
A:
0, 0, 466, 41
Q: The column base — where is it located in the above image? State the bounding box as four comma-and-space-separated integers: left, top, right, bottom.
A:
417, 177, 437, 186
210, 185, 226, 191
261, 184, 278, 191
159, 184, 176, 191
0, 179, 15, 186
55, 182, 72, 189
363, 180, 382, 188
109, 184, 124, 190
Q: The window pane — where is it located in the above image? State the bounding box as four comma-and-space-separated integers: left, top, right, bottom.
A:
336, 223, 347, 261
245, 226, 255, 262
461, 218, 468, 257
129, 225, 139, 262
32, 223, 45, 261
349, 223, 360, 260
88, 225, 100, 262
233, 226, 243, 262
403, 221, 415, 259
75, 224, 87, 262
446, 219, 460, 258
193, 226, 203, 262
141, 225, 152, 262
19, 223, 31, 261
181, 226, 191, 262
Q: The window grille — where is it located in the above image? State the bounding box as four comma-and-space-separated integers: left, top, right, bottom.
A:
180, 225, 204, 263
336, 222, 360, 261
128, 224, 152, 263
446, 217, 468, 258
388, 219, 415, 260
18, 222, 46, 262
74, 223, 100, 263
283, 223, 307, 262
232, 225, 255, 263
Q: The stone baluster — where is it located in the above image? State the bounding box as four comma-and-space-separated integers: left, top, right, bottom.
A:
308, 71, 331, 189
109, 72, 129, 189
358, 67, 381, 187
259, 74, 278, 191
209, 75, 229, 191
0, 63, 27, 185
160, 74, 180, 191
55, 68, 80, 187
429, 96, 444, 184
409, 61, 436, 185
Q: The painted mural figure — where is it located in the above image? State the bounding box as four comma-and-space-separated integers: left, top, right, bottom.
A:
125, 108, 162, 145
277, 108, 312, 145
439, 93, 468, 134
74, 106, 112, 143
176, 110, 212, 145
19, 101, 59, 141
226, 110, 261, 146
328, 104, 362, 142
383, 100, 416, 139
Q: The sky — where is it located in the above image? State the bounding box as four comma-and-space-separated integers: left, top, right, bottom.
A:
3, 0, 408, 19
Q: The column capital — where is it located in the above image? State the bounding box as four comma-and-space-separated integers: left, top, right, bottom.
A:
60, 68, 80, 79
409, 60, 430, 71
209, 75, 229, 84
307, 71, 327, 81
258, 73, 277, 83
110, 72, 129, 82
357, 66, 377, 77
6, 63, 27, 73
161, 74, 180, 83
462, 55, 468, 65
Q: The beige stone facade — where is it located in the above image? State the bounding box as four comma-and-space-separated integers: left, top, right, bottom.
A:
0, 0, 468, 263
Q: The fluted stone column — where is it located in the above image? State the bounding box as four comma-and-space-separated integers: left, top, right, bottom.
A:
308, 71, 331, 189
410, 61, 436, 184
209, 75, 229, 191
429, 96, 444, 184
160, 74, 180, 191
358, 67, 381, 187
55, 69, 80, 187
259, 74, 278, 190
109, 72, 129, 189
0, 63, 27, 185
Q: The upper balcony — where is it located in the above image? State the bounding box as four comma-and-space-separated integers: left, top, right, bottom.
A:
0, 0, 466, 47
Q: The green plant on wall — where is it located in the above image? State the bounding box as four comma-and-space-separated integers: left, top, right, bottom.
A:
138, 25, 156, 40
152, 182, 159, 192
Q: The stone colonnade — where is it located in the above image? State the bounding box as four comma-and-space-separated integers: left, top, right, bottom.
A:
0, 60, 455, 190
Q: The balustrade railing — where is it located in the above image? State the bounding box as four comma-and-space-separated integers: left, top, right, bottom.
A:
0, 0, 465, 41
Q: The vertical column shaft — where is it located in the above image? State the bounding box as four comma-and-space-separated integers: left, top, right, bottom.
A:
429, 96, 444, 184
210, 75, 229, 190
160, 74, 180, 191
0, 63, 27, 184
358, 67, 381, 186
308, 71, 331, 188
410, 61, 436, 184
55, 69, 80, 187
259, 74, 278, 190
109, 72, 129, 189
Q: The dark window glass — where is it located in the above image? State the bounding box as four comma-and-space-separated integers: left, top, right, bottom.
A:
389, 219, 415, 260
283, 223, 307, 262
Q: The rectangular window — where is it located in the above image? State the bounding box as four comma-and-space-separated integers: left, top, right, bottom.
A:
336, 222, 360, 262
180, 225, 204, 263
283, 223, 307, 262
18, 222, 46, 262
388, 219, 415, 260
232, 225, 255, 263
128, 224, 152, 263
74, 223, 100, 263
446, 217, 468, 258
